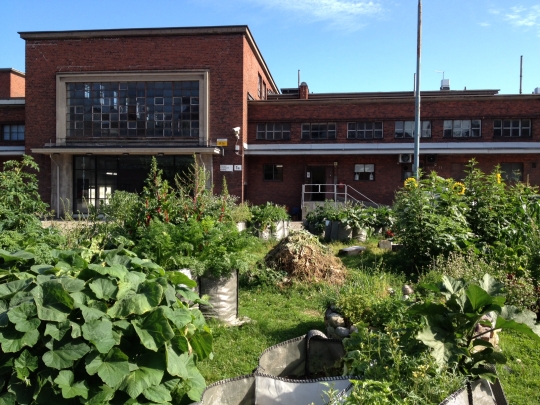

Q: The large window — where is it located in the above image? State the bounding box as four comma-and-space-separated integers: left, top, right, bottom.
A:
347, 122, 383, 139
443, 120, 481, 138
501, 162, 523, 182
301, 123, 336, 140
394, 121, 431, 138
256, 123, 291, 140
493, 119, 531, 137
66, 81, 199, 138
263, 164, 283, 181
74, 155, 193, 214
3, 125, 24, 140
354, 164, 375, 181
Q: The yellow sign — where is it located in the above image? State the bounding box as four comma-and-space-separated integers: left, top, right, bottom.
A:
216, 139, 228, 146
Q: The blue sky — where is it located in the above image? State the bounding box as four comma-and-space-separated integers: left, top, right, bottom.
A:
1, 0, 539, 94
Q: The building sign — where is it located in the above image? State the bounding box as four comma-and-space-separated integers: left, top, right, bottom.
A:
217, 139, 228, 146
220, 165, 233, 172
234, 165, 242, 171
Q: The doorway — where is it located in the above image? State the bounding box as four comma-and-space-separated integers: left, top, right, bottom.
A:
306, 165, 335, 201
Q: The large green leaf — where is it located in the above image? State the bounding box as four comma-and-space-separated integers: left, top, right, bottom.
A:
32, 282, 73, 322
118, 353, 165, 398
44, 320, 71, 341
80, 302, 107, 322
416, 324, 467, 366
86, 347, 130, 388
0, 250, 34, 263
500, 305, 540, 336
80, 385, 115, 405
478, 273, 505, 297
465, 284, 493, 312
108, 281, 163, 319
7, 302, 40, 333
165, 344, 189, 379
163, 307, 192, 330
82, 319, 116, 354
132, 308, 175, 352
29, 265, 56, 275
88, 263, 128, 280
56, 278, 85, 293
0, 280, 31, 301
0, 392, 16, 405
165, 272, 197, 289
183, 353, 207, 401
0, 326, 39, 353
142, 384, 172, 403
189, 330, 213, 361
54, 370, 89, 399
42, 339, 91, 369
89, 278, 118, 301
14, 350, 38, 380
116, 272, 146, 300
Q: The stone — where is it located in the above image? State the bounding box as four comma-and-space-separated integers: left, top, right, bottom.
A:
335, 327, 350, 338
327, 313, 346, 328
349, 325, 358, 334
378, 240, 392, 250
402, 284, 414, 295
338, 246, 366, 256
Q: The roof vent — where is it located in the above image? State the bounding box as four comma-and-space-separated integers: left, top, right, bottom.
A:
533, 87, 540, 95
440, 79, 450, 91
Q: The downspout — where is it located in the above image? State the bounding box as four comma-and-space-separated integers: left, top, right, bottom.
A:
50, 154, 60, 219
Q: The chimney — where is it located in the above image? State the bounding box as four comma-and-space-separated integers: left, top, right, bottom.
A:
0, 69, 25, 98
299, 82, 309, 99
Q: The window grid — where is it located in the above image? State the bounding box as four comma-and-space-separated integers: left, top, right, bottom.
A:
2, 125, 25, 141
394, 121, 431, 138
301, 123, 337, 140
500, 162, 523, 182
263, 164, 283, 181
347, 122, 383, 139
66, 81, 199, 138
256, 123, 291, 140
493, 119, 531, 137
443, 120, 481, 138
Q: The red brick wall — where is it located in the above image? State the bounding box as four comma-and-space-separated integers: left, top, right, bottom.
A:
24, 33, 251, 201
245, 153, 540, 207
0, 71, 25, 98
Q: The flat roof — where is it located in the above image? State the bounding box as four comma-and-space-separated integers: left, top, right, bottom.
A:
0, 68, 25, 77
18, 25, 278, 92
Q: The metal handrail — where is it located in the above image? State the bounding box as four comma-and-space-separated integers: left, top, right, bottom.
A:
301, 183, 379, 208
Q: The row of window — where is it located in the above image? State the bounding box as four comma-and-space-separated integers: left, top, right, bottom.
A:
263, 163, 524, 182
256, 119, 532, 140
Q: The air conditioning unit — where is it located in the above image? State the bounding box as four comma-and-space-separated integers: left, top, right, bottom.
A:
398, 154, 413, 164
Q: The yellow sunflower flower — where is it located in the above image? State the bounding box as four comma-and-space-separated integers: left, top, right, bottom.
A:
404, 177, 417, 189
452, 181, 466, 195
496, 173, 502, 184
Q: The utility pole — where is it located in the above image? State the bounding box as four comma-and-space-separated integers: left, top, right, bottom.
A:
413, 0, 422, 179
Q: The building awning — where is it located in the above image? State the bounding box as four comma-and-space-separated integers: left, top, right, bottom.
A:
244, 142, 540, 155
31, 146, 221, 155
0, 146, 25, 156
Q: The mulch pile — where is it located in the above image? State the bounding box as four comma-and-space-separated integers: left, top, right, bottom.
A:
265, 230, 346, 285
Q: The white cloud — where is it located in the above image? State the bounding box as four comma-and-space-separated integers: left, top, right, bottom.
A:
252, 0, 383, 31
503, 5, 540, 34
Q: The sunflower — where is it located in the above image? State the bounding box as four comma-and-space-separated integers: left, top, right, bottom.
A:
404, 177, 417, 189
496, 173, 502, 184
452, 181, 466, 195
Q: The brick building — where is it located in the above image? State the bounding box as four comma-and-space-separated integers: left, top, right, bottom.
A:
2, 25, 540, 216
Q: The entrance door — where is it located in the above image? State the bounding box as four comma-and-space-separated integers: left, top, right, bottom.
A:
306, 165, 335, 201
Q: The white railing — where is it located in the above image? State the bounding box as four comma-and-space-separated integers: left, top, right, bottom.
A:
301, 183, 379, 208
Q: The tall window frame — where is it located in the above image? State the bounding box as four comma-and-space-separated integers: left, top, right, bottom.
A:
263, 164, 283, 181
394, 121, 431, 138
500, 162, 523, 182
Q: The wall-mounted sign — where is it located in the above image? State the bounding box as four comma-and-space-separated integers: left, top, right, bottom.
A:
220, 165, 233, 172
234, 165, 242, 171
217, 139, 228, 146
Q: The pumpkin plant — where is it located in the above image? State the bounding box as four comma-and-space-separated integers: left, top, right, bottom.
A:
0, 245, 212, 404
410, 274, 540, 382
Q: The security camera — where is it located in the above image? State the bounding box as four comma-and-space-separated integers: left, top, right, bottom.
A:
233, 127, 241, 139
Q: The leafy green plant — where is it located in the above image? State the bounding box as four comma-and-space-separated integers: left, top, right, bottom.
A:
249, 202, 289, 233
0, 246, 213, 404
305, 201, 341, 235
410, 273, 540, 382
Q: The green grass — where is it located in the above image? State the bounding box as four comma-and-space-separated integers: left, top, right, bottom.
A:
497, 330, 540, 405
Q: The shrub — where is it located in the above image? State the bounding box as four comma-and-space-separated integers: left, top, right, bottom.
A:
248, 202, 289, 233
0, 246, 212, 404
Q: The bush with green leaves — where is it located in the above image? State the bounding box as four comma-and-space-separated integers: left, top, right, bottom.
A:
248, 202, 289, 233
0, 246, 213, 404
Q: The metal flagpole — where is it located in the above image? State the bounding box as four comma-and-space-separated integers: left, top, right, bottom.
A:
413, 0, 422, 179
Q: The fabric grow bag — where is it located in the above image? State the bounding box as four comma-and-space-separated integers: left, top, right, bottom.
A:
198, 270, 238, 324
191, 330, 356, 405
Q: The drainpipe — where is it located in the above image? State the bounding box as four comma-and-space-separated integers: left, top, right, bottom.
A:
50, 154, 60, 219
